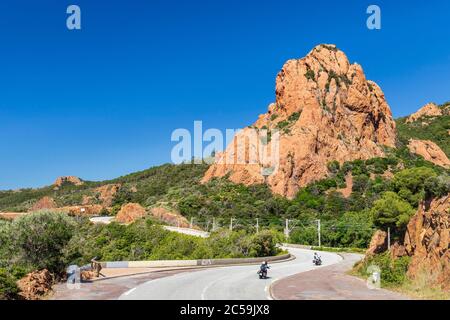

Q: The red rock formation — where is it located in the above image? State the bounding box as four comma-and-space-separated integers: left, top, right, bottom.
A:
29, 196, 57, 212
407, 139, 450, 168
203, 44, 396, 198
94, 184, 121, 207
17, 269, 54, 300
406, 103, 442, 123
403, 195, 449, 290
53, 176, 83, 190
149, 207, 191, 228
366, 230, 388, 256
115, 203, 147, 223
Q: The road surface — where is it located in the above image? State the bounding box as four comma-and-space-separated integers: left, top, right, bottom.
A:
119, 248, 342, 300
162, 226, 210, 238
271, 253, 409, 300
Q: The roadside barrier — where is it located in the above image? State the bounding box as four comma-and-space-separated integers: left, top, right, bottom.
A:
100, 253, 291, 269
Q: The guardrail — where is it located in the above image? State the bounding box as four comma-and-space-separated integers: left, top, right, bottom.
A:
100, 253, 291, 269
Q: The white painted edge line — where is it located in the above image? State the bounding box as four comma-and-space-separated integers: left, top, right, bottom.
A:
123, 287, 137, 296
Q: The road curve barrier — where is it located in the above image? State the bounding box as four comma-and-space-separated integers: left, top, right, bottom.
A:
100, 253, 291, 269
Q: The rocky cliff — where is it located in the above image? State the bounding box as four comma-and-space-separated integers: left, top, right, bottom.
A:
403, 195, 450, 290
408, 139, 450, 168
203, 44, 397, 198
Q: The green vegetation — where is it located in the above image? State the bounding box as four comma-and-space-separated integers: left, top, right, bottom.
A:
0, 210, 283, 299
274, 111, 301, 134
0, 163, 209, 212
354, 252, 411, 286
304, 69, 315, 81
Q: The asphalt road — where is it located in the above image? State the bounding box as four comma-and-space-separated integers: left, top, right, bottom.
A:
119, 248, 342, 300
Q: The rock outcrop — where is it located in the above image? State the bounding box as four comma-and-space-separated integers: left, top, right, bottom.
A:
29, 196, 57, 212
94, 184, 121, 207
407, 139, 450, 168
149, 207, 191, 228
115, 203, 147, 223
403, 195, 450, 290
53, 176, 83, 189
366, 230, 388, 256
203, 44, 397, 198
17, 269, 54, 300
81, 184, 121, 207
406, 103, 442, 123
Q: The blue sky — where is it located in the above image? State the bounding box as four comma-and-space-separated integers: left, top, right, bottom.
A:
1, 0, 449, 190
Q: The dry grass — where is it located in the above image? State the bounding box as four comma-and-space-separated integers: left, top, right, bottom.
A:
396, 270, 449, 300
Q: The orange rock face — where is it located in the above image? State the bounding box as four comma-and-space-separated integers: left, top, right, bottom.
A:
53, 176, 83, 189
404, 195, 450, 290
17, 269, 54, 300
405, 103, 442, 123
366, 230, 388, 256
95, 184, 121, 207
407, 139, 450, 168
203, 44, 397, 198
149, 207, 191, 228
115, 203, 147, 223
29, 196, 57, 212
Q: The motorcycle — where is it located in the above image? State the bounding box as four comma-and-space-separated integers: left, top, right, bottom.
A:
313, 255, 322, 266
257, 269, 268, 279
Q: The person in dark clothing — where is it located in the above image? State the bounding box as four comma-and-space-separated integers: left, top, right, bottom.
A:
258, 261, 270, 278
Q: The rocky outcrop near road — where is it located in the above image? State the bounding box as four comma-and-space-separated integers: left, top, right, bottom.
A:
403, 195, 450, 290
203, 44, 397, 198
150, 207, 191, 228
17, 269, 54, 300
407, 139, 450, 168
366, 229, 388, 256
115, 203, 147, 223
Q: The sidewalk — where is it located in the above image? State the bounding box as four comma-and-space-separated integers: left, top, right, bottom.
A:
270, 253, 410, 300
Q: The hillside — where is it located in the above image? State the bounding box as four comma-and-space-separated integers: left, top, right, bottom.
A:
396, 102, 450, 158
0, 163, 209, 213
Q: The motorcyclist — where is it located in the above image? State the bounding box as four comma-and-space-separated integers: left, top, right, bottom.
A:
313, 252, 321, 265
259, 261, 270, 278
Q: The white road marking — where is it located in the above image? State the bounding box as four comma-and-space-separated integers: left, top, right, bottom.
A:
123, 287, 137, 296
201, 275, 228, 300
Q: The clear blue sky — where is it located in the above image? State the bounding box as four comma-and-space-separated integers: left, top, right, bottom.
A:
1, 0, 449, 190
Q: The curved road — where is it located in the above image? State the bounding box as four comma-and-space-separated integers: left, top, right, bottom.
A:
119, 248, 342, 300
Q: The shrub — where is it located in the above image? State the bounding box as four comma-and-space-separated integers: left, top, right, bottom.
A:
9, 211, 76, 273
357, 252, 411, 286
0, 268, 19, 300
304, 69, 315, 81
249, 230, 283, 257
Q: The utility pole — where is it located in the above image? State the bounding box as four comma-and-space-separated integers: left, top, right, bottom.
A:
387, 227, 391, 250
190, 217, 194, 229
284, 219, 290, 239
256, 218, 259, 234
316, 219, 321, 247
229, 218, 234, 231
